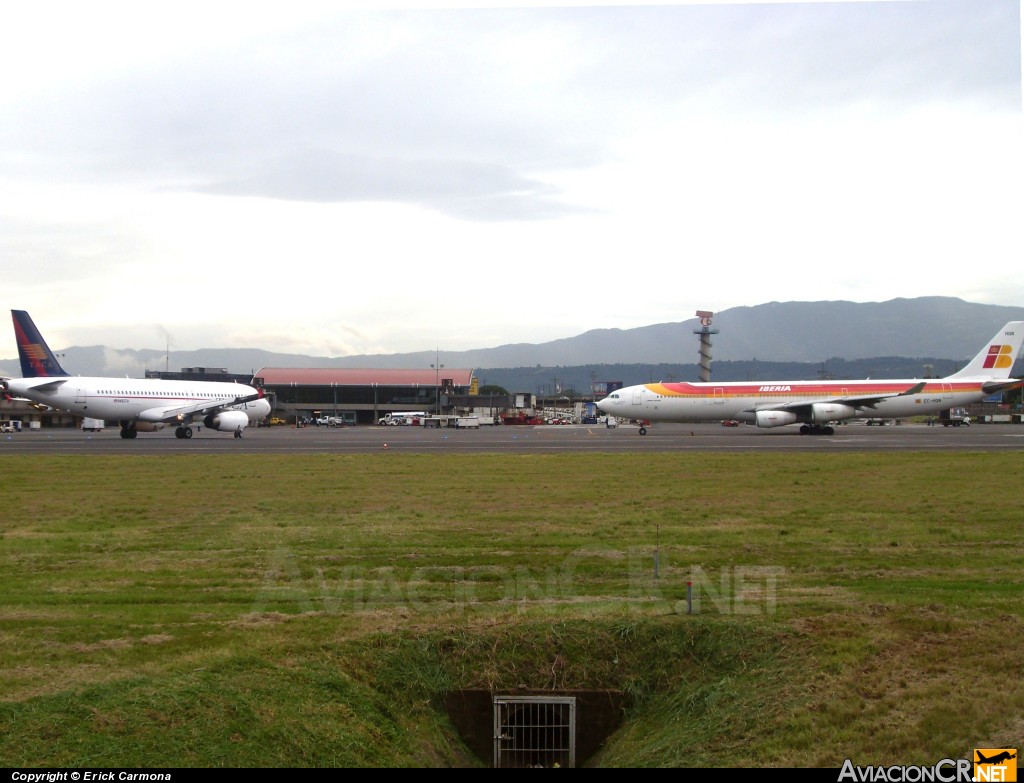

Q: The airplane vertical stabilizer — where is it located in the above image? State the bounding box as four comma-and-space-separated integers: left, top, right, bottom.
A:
946, 321, 1024, 380
11, 310, 70, 378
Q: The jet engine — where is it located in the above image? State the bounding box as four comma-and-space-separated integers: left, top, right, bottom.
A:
754, 410, 798, 428
810, 403, 858, 422
204, 410, 250, 432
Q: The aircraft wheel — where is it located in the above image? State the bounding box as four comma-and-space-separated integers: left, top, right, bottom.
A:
128, 428, 137, 439
638, 427, 647, 435
174, 427, 184, 439
799, 425, 810, 435
183, 427, 193, 439
120, 428, 131, 439
824, 426, 835, 436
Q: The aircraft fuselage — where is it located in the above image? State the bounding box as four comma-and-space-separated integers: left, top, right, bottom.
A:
598, 378, 995, 427
6, 376, 271, 425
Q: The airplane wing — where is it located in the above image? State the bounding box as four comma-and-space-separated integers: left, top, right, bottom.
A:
136, 390, 265, 424
745, 381, 927, 414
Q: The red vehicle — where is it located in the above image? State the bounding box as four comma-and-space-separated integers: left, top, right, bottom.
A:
500, 412, 545, 425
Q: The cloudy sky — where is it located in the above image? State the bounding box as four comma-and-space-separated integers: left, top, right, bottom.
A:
1, 0, 1021, 358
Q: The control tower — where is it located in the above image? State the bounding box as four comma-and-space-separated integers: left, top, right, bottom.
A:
693, 310, 718, 382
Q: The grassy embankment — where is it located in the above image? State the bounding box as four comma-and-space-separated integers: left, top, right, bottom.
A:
1, 452, 1022, 766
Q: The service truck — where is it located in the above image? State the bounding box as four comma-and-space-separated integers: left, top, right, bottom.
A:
937, 408, 970, 427
378, 411, 426, 426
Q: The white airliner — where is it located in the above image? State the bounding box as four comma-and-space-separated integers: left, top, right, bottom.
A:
596, 321, 1024, 435
2, 310, 272, 439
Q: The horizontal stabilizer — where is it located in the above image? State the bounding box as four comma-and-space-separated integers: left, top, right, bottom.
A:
23, 378, 68, 392
982, 379, 1024, 395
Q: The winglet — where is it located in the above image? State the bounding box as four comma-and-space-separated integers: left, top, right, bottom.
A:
899, 381, 927, 397
11, 310, 70, 378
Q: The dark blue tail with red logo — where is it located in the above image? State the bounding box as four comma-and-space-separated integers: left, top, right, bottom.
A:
11, 310, 70, 378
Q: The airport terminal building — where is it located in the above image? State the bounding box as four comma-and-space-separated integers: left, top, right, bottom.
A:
256, 367, 482, 425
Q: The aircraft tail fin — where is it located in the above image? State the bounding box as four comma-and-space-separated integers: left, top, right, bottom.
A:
947, 321, 1024, 380
11, 310, 70, 378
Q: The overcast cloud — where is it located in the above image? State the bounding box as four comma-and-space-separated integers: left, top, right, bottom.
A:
1, 0, 1020, 358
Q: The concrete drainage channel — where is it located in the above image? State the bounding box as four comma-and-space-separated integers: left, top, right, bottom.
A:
443, 689, 628, 768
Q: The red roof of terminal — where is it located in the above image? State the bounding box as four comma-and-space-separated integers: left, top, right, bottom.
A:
255, 368, 475, 386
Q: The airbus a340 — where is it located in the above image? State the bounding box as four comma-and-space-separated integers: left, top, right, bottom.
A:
2, 310, 272, 439
596, 321, 1024, 435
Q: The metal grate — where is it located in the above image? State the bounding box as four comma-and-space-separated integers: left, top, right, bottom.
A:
493, 696, 576, 768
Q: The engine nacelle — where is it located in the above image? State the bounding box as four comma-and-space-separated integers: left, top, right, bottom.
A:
810, 403, 858, 423
204, 410, 250, 432
755, 410, 798, 428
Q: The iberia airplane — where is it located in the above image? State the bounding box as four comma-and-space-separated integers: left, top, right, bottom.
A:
596, 321, 1024, 435
2, 310, 272, 439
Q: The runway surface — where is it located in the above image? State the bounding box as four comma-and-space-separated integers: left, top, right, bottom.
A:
2, 421, 1021, 454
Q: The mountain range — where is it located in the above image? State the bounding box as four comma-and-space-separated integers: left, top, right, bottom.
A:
2, 297, 1023, 382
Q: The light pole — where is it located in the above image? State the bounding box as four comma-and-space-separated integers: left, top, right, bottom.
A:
431, 348, 444, 416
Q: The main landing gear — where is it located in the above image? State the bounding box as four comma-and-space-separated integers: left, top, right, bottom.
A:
174, 426, 193, 439
118, 423, 138, 439
799, 424, 835, 436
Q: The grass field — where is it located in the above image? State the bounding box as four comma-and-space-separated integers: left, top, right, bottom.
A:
1, 451, 1022, 767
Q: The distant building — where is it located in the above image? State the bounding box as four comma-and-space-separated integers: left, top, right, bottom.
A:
145, 367, 258, 384
592, 381, 623, 399
256, 367, 476, 425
